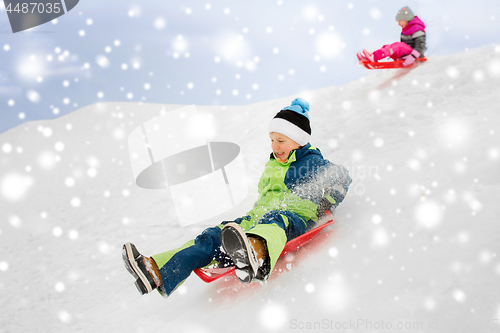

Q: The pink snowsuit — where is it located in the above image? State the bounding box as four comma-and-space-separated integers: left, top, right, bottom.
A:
372, 16, 426, 61
372, 42, 413, 62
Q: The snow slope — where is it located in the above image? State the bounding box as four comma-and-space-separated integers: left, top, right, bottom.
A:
1, 46, 500, 333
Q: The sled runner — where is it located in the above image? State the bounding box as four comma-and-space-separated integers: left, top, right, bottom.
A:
194, 218, 334, 283
359, 57, 427, 70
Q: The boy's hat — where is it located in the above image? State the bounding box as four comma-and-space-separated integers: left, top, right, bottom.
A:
269, 97, 311, 146
395, 6, 415, 21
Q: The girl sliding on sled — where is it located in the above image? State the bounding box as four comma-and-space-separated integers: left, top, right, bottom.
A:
358, 6, 426, 67
123, 98, 352, 297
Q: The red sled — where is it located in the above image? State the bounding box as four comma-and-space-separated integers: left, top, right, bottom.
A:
193, 218, 335, 283
359, 57, 427, 70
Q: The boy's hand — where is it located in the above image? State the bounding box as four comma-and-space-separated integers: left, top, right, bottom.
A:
317, 195, 337, 220
402, 49, 420, 66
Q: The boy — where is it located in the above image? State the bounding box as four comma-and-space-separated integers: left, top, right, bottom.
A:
123, 98, 352, 297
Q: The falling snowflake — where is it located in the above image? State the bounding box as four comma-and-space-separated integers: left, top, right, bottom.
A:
473, 70, 485, 82
26, 90, 41, 103
0, 262, 9, 271
452, 289, 466, 303
328, 247, 339, 258
315, 32, 343, 58
42, 127, 53, 137
440, 119, 469, 147
8, 215, 22, 228
318, 274, 351, 311
415, 200, 443, 229
65, 177, 75, 187
456, 231, 470, 244
479, 251, 492, 264
341, 100, 352, 110
259, 303, 287, 330
1, 173, 34, 202
58, 310, 72, 324
98, 241, 112, 254
422, 297, 436, 311
489, 148, 499, 160
71, 197, 81, 207
487, 59, 500, 78
374, 138, 384, 148
87, 168, 97, 178
68, 230, 79, 240
2, 143, 12, 153
462, 192, 482, 212
55, 282, 65, 292
370, 8, 382, 20
372, 214, 382, 224
305, 283, 315, 293
372, 227, 389, 247
154, 18, 166, 30
303, 6, 318, 20
96, 55, 110, 68
53, 227, 63, 237
446, 66, 460, 79
407, 159, 420, 171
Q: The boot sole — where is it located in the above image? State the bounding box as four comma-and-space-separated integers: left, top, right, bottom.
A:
122, 243, 157, 295
220, 223, 258, 283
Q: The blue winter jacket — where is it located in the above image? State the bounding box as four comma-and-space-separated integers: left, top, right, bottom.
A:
246, 143, 352, 224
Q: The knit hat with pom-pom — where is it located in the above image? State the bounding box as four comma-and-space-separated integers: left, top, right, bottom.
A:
395, 6, 415, 21
269, 97, 311, 146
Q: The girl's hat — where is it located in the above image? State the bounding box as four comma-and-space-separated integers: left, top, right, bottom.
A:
269, 97, 311, 146
395, 6, 415, 21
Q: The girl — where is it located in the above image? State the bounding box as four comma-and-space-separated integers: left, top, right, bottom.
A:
122, 98, 352, 297
358, 6, 426, 66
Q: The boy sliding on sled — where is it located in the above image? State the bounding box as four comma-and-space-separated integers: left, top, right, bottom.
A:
123, 98, 352, 297
358, 6, 426, 67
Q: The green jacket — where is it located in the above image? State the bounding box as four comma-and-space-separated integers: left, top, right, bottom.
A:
244, 143, 351, 227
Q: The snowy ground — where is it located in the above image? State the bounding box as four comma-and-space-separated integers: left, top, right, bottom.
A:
1, 46, 500, 332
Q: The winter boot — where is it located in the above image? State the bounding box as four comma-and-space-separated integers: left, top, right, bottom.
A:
221, 223, 262, 283
122, 243, 164, 295
248, 236, 267, 263
363, 49, 375, 62
248, 236, 271, 282
356, 52, 366, 61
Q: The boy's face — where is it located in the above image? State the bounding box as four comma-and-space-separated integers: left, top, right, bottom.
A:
397, 20, 409, 28
270, 132, 301, 162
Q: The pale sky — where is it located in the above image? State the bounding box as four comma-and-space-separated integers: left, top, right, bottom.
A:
1, 0, 498, 133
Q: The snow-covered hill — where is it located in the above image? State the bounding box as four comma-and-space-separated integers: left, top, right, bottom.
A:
1, 46, 500, 333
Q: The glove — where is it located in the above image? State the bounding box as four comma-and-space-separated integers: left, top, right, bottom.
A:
402, 49, 420, 66
317, 195, 337, 220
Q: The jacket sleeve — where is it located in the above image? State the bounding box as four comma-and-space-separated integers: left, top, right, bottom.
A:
320, 161, 352, 207
411, 31, 426, 56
